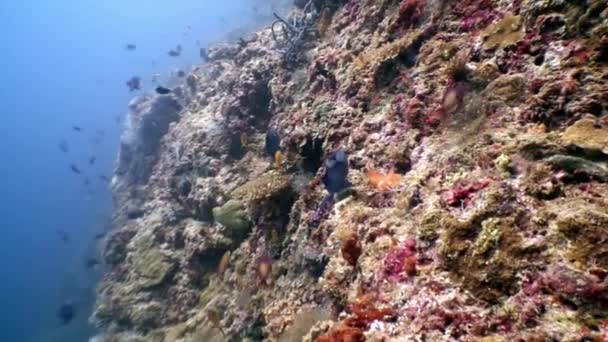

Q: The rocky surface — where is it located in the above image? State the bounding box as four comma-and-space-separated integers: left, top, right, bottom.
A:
94, 0, 608, 341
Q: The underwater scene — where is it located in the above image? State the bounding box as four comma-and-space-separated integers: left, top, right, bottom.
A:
2, 0, 608, 341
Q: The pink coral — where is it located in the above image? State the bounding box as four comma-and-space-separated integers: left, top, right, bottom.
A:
383, 239, 417, 280
441, 179, 491, 207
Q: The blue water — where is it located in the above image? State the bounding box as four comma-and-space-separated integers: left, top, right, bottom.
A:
0, 1, 287, 340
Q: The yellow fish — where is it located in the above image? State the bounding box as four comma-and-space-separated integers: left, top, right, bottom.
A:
274, 151, 283, 169
240, 132, 248, 147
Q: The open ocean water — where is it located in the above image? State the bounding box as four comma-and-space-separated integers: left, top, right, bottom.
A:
0, 1, 290, 340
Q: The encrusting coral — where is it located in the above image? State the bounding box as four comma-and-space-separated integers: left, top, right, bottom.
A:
93, 0, 608, 341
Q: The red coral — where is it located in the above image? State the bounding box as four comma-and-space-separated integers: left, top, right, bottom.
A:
344, 294, 396, 329
384, 239, 417, 280
315, 324, 364, 342
396, 0, 426, 29
441, 179, 490, 207
543, 265, 607, 301
316, 295, 395, 342
454, 0, 498, 32
341, 232, 362, 266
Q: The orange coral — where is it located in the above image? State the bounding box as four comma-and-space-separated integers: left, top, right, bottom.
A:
341, 232, 362, 266
315, 324, 365, 342
315, 295, 394, 342
368, 168, 402, 191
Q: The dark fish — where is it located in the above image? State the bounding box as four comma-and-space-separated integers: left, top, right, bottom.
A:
57, 230, 70, 243
72, 126, 83, 132
125, 43, 136, 51
265, 128, 281, 159
177, 70, 186, 78
322, 149, 349, 195
58, 139, 69, 153
69, 164, 82, 174
155, 86, 171, 95
168, 45, 182, 57
84, 178, 91, 186
200, 48, 208, 62
99, 175, 110, 182
126, 76, 141, 91
85, 258, 99, 269
96, 129, 105, 136
57, 301, 75, 325
89, 156, 96, 165
94, 232, 106, 240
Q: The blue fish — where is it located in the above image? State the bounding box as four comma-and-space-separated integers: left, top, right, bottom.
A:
322, 149, 349, 196
265, 128, 281, 159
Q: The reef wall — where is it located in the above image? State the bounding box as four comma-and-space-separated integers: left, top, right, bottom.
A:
94, 0, 608, 341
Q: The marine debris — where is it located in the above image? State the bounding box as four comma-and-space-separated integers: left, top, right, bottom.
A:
93, 1, 608, 341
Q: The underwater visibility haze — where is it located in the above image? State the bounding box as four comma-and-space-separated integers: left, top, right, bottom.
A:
4, 0, 608, 341
0, 0, 289, 341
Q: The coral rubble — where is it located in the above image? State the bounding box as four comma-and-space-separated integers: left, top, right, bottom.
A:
94, 0, 608, 341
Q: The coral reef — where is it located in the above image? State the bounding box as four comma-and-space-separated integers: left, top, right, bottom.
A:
94, 0, 608, 341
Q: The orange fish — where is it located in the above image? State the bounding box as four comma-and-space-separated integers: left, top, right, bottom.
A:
274, 151, 283, 170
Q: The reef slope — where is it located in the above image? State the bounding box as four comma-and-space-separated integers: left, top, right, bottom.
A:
95, 0, 608, 341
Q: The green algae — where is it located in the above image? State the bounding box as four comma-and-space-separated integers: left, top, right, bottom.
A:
213, 200, 251, 238
133, 247, 175, 288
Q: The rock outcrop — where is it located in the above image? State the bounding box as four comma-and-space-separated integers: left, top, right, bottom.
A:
94, 0, 608, 341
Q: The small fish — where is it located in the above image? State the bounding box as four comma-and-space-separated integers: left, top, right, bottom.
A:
168, 45, 182, 57
265, 128, 281, 159
126, 76, 141, 91
207, 309, 226, 336
265, 128, 283, 169
84, 178, 91, 186
218, 251, 231, 274
125, 43, 136, 51
57, 230, 70, 243
72, 126, 83, 132
98, 175, 110, 182
89, 156, 96, 165
200, 48, 208, 62
240, 132, 248, 147
57, 301, 75, 325
58, 139, 69, 153
322, 149, 349, 196
69, 164, 82, 174
177, 70, 186, 78
94, 232, 106, 240
274, 151, 283, 169
85, 258, 99, 269
155, 86, 171, 95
